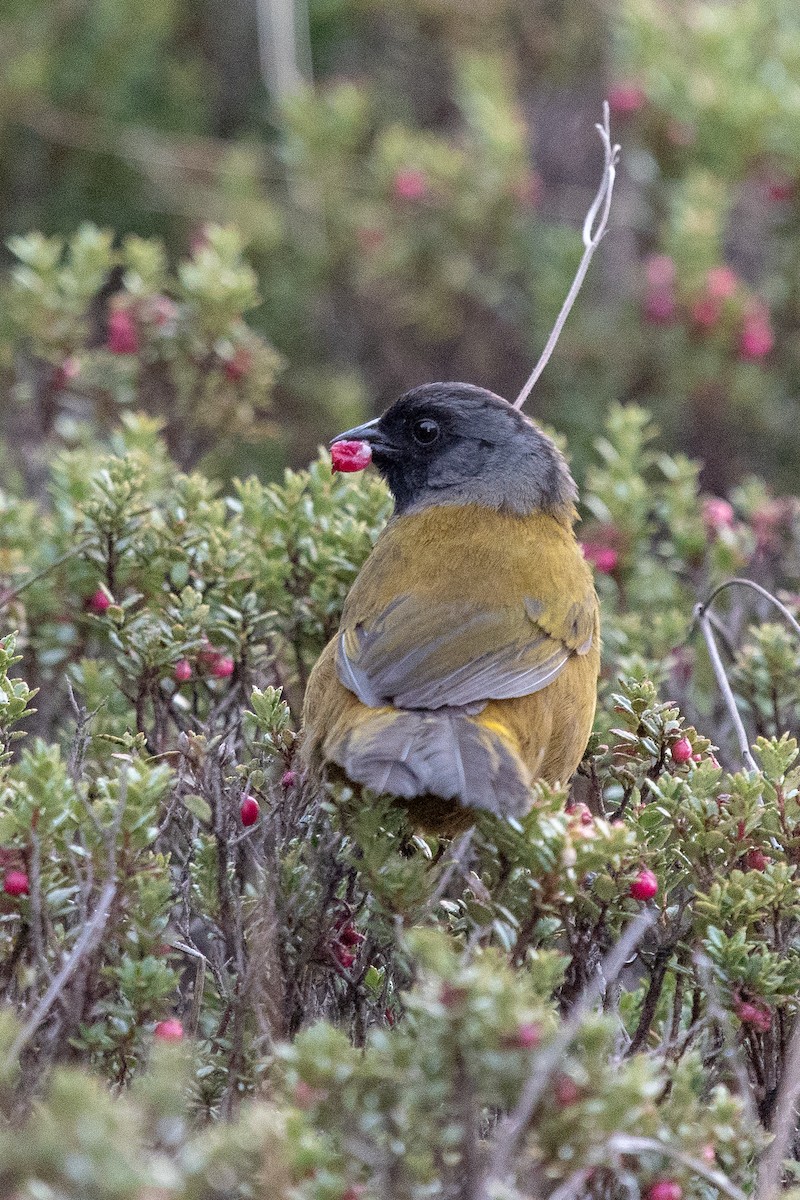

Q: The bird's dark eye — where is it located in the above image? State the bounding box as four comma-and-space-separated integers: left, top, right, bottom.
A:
411, 417, 440, 445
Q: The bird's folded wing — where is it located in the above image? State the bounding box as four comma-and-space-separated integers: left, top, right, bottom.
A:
336, 590, 595, 711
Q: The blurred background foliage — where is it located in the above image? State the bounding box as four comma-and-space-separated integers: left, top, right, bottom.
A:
2, 0, 800, 488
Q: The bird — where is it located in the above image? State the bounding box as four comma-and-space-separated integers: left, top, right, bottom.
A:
301, 382, 600, 831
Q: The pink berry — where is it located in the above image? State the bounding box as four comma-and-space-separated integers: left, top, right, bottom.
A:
554, 1076, 581, 1107
153, 1018, 184, 1042
173, 659, 192, 683
53, 356, 80, 389
391, 168, 429, 202
86, 588, 112, 614
210, 655, 235, 679
607, 82, 646, 116
745, 848, 769, 871
581, 543, 619, 575
240, 795, 260, 827
629, 868, 659, 902
671, 737, 693, 764
107, 308, 139, 355
331, 440, 373, 473
703, 497, 735, 534
739, 315, 774, 361
643, 292, 677, 325
281, 769, 297, 789
645, 255, 677, 290
223, 347, 253, 381
510, 1022, 541, 1049
691, 296, 721, 329
3, 870, 29, 896
700, 1144, 716, 1164
734, 999, 771, 1032
705, 266, 738, 301
645, 1180, 682, 1200
148, 296, 178, 327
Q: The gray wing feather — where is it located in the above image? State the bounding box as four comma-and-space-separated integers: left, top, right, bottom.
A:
336, 595, 575, 711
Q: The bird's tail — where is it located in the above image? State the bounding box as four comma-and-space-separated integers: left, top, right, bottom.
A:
325, 707, 531, 819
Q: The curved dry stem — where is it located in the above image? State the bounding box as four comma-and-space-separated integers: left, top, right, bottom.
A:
693, 602, 759, 773
513, 102, 620, 411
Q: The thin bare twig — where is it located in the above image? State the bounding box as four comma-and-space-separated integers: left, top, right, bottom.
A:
8, 877, 116, 1063
513, 103, 620, 411
484, 908, 655, 1191
757, 1011, 800, 1200
693, 602, 758, 773
0, 539, 94, 613
699, 578, 800, 640
607, 1135, 748, 1200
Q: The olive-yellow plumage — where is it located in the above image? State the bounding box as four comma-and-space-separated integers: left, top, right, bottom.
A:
301, 383, 600, 830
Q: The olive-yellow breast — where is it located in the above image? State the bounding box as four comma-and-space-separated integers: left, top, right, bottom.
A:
301, 382, 600, 829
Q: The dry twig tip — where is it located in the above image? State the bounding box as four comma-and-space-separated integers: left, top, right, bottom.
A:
513, 102, 620, 411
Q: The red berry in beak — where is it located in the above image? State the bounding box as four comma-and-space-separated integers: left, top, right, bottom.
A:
331, 441, 372, 473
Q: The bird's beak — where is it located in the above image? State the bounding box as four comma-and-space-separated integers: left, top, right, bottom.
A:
330, 417, 398, 456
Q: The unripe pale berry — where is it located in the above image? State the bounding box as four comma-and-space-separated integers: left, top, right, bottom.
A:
671, 737, 693, 764
154, 1018, 184, 1042
645, 1179, 682, 1200
240, 795, 260, 827
629, 868, 658, 902
331, 440, 372, 473
173, 659, 192, 683
3, 870, 29, 896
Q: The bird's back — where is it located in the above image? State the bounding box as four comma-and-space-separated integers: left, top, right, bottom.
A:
302, 503, 599, 827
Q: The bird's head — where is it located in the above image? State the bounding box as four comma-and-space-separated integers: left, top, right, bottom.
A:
331, 382, 577, 518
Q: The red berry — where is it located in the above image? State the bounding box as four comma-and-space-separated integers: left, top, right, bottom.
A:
240, 795, 260, 827
671, 737, 693, 764
338, 922, 365, 947
643, 291, 678, 325
607, 82, 646, 116
210, 655, 235, 679
86, 588, 112, 614
691, 296, 721, 329
281, 769, 297, 789
107, 308, 139, 355
554, 1075, 581, 1107
645, 1180, 682, 1200
391, 168, 428, 202
745, 848, 770, 871
581, 543, 619, 574
629, 868, 658, 902
3, 870, 29, 896
734, 998, 772, 1031
509, 1022, 541, 1049
333, 944, 357, 969
739, 314, 774, 361
331, 440, 372, 473
223, 347, 253, 381
173, 659, 192, 683
153, 1018, 184, 1042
